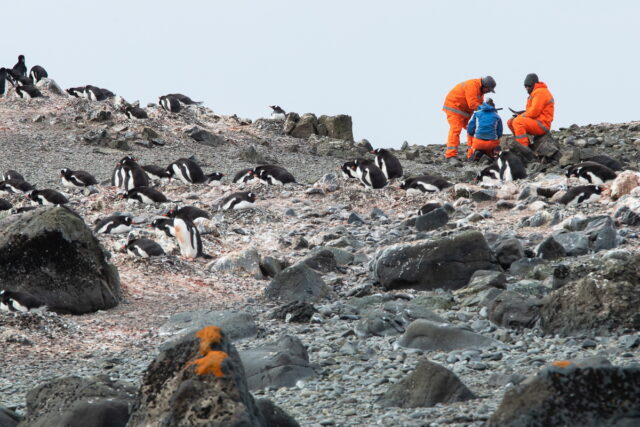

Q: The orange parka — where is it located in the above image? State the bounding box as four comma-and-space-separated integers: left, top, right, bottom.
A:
442, 78, 484, 118
523, 82, 554, 130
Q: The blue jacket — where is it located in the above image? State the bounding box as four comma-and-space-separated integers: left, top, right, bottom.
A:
467, 103, 503, 140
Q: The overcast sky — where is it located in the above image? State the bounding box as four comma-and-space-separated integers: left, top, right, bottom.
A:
3, 1, 639, 149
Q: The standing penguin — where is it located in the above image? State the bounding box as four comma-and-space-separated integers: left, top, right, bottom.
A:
220, 192, 257, 210
166, 158, 205, 184
28, 189, 69, 205
565, 161, 616, 185
173, 216, 208, 259
119, 156, 149, 190
60, 168, 98, 189
496, 151, 527, 181
352, 159, 387, 189
29, 66, 48, 83
12, 55, 27, 77
125, 238, 165, 258
371, 149, 403, 180
94, 215, 133, 234
166, 206, 210, 223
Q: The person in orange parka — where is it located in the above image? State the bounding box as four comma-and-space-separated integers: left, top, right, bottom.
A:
442, 76, 496, 159
508, 73, 555, 146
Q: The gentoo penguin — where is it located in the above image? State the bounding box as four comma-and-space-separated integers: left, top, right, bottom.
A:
5, 69, 31, 87
565, 161, 617, 185
119, 156, 149, 190
150, 217, 175, 237
94, 215, 133, 234
166, 93, 201, 105
476, 163, 501, 183
3, 170, 25, 181
125, 238, 165, 258
29, 65, 48, 83
340, 161, 359, 179
85, 85, 113, 101
233, 168, 257, 184
166, 206, 210, 223
67, 86, 87, 98
0, 198, 12, 211
60, 168, 98, 189
558, 185, 603, 206
173, 216, 208, 259
123, 187, 168, 204
166, 158, 205, 184
269, 105, 286, 120
159, 95, 182, 112
583, 155, 623, 172
28, 189, 69, 205
15, 85, 43, 99
0, 68, 7, 96
258, 168, 296, 185
497, 151, 527, 181
0, 290, 45, 313
12, 55, 27, 77
400, 175, 451, 194
352, 159, 387, 189
221, 192, 257, 210
143, 164, 171, 181
0, 179, 33, 194
418, 202, 443, 216
371, 148, 403, 180
253, 164, 286, 176
205, 172, 224, 186
123, 105, 148, 119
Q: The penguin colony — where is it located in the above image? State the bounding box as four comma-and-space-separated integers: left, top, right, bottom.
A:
0, 53, 630, 313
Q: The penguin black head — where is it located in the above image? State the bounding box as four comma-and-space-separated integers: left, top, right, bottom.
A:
247, 192, 257, 202
60, 168, 69, 176
18, 55, 25, 63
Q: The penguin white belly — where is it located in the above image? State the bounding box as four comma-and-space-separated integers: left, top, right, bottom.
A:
361, 169, 373, 188
355, 167, 365, 181
582, 193, 601, 204
417, 182, 439, 193
38, 196, 55, 205
207, 179, 222, 187
406, 188, 423, 196
222, 198, 237, 210
502, 165, 514, 182
11, 299, 30, 313
232, 200, 255, 210
172, 165, 189, 184
380, 159, 389, 179
174, 221, 197, 258
586, 172, 604, 185
129, 247, 150, 258
61, 177, 76, 188
271, 113, 285, 120
269, 177, 285, 185
137, 193, 156, 204
182, 165, 193, 183
103, 223, 131, 234
0, 301, 10, 312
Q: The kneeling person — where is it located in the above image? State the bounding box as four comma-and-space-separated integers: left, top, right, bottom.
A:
467, 98, 502, 160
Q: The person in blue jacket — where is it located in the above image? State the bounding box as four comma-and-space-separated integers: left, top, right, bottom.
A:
466, 98, 503, 160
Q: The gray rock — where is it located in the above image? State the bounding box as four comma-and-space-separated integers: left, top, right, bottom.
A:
283, 112, 300, 134
255, 399, 300, 427
378, 359, 475, 408
488, 364, 640, 427
373, 230, 499, 291
22, 375, 136, 427
270, 301, 317, 323
89, 110, 112, 122
347, 212, 365, 225
239, 145, 273, 164
302, 250, 337, 273
583, 216, 618, 251
290, 113, 318, 139
536, 236, 566, 260
313, 174, 340, 192
415, 208, 449, 232
466, 270, 507, 290
487, 291, 543, 329
310, 246, 354, 266
260, 256, 283, 278
264, 264, 332, 302
494, 238, 525, 268
370, 207, 386, 219
354, 310, 406, 337
399, 319, 502, 351
0, 207, 120, 314
210, 247, 264, 279
239, 336, 314, 391
128, 329, 266, 426
531, 133, 560, 160
0, 406, 21, 427
158, 310, 257, 340
509, 257, 547, 277
554, 231, 589, 256
615, 206, 640, 226
186, 127, 225, 146
317, 115, 353, 141
36, 78, 65, 96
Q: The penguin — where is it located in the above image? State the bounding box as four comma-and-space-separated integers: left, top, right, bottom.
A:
159, 95, 182, 112
67, 86, 88, 98
371, 148, 403, 179
3, 170, 25, 181
418, 202, 442, 216
0, 179, 33, 194
150, 217, 175, 237
4, 69, 31, 87
583, 155, 623, 172
15, 85, 43, 99
29, 65, 48, 83
166, 206, 210, 223
60, 168, 98, 189
340, 161, 359, 179
119, 156, 149, 190
205, 172, 224, 186
220, 191, 257, 210
0, 198, 12, 211
269, 105, 286, 120
94, 215, 133, 234
258, 168, 296, 185
352, 159, 387, 189
253, 164, 286, 176
12, 55, 27, 77
85, 85, 113, 101
558, 185, 603, 206
166, 158, 205, 184
125, 238, 165, 258
0, 290, 45, 313
166, 93, 201, 105
565, 161, 617, 185
173, 216, 207, 259
475, 163, 501, 183
400, 175, 451, 194
123, 105, 148, 119
497, 151, 527, 181
11, 206, 38, 214
233, 168, 257, 184
28, 189, 69, 205
143, 164, 171, 181
0, 68, 6, 96
123, 187, 168, 204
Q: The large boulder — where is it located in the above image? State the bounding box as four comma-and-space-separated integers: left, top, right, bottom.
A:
399, 319, 502, 351
22, 375, 136, 427
378, 359, 475, 408
415, 208, 449, 232
186, 127, 225, 147
487, 290, 543, 329
158, 310, 257, 340
488, 364, 640, 427
372, 231, 499, 291
209, 247, 264, 279
239, 335, 314, 391
264, 264, 332, 303
317, 114, 353, 141
0, 406, 21, 427
289, 113, 318, 139
0, 207, 120, 314
127, 327, 266, 426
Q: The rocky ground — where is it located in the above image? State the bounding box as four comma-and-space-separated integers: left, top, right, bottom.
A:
0, 82, 639, 426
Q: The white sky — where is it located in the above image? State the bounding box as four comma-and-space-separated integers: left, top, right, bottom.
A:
2, 1, 639, 148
